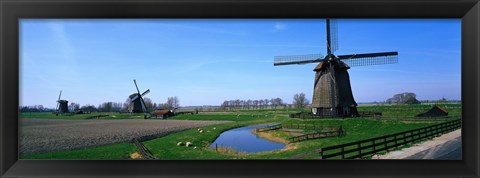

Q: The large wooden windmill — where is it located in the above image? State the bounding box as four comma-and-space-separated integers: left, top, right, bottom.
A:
56, 90, 69, 115
274, 19, 398, 117
129, 79, 150, 113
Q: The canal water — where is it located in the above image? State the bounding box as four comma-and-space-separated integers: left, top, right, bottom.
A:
210, 123, 286, 153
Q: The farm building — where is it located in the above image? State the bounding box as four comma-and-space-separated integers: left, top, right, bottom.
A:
416, 105, 448, 117
152, 109, 174, 118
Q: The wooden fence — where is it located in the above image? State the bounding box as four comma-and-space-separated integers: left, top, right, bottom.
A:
256, 123, 341, 132
318, 119, 461, 159
283, 123, 341, 131
288, 128, 345, 143
358, 111, 382, 117
132, 138, 157, 160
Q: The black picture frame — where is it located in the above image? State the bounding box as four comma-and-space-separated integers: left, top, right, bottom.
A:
1, 0, 479, 177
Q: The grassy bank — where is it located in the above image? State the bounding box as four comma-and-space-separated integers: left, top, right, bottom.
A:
20, 143, 137, 159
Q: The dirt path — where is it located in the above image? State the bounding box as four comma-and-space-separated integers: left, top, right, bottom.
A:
372, 129, 461, 159
20, 118, 231, 154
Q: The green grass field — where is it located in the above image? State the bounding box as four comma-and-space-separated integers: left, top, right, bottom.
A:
20, 103, 461, 160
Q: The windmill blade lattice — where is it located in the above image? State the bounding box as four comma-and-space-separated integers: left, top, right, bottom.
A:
339, 52, 398, 67
56, 90, 62, 111
141, 89, 150, 97
140, 97, 148, 113
274, 54, 324, 66
330, 19, 339, 52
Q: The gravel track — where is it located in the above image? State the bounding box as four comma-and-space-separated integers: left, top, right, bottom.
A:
20, 118, 231, 154
371, 129, 461, 159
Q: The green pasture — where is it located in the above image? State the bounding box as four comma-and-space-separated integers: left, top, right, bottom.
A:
357, 103, 461, 117
20, 143, 137, 159
20, 103, 461, 160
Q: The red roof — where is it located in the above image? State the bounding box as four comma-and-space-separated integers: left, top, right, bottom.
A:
434, 105, 448, 113
154, 109, 171, 115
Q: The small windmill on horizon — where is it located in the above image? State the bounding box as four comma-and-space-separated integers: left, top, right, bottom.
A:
274, 19, 399, 117
56, 90, 69, 115
129, 79, 150, 114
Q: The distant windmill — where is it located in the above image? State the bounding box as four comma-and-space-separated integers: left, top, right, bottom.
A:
56, 90, 69, 115
129, 79, 150, 113
274, 19, 398, 117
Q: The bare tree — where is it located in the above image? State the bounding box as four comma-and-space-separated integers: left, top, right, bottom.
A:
165, 96, 180, 110
69, 102, 80, 111
293, 93, 309, 108
264, 99, 270, 109
143, 97, 154, 111
246, 99, 253, 110
221, 100, 229, 110
80, 104, 97, 113
271, 98, 283, 109
98, 102, 112, 112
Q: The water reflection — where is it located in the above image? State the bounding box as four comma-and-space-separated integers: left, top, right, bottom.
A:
210, 123, 286, 153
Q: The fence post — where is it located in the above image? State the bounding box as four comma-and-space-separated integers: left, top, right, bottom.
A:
341, 147, 345, 159
357, 143, 362, 158
384, 137, 387, 150
394, 135, 398, 146
319, 148, 324, 159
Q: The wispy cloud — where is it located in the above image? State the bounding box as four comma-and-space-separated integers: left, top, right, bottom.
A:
272, 23, 286, 32
48, 21, 83, 86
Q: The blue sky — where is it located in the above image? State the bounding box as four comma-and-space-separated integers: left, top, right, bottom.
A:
20, 19, 461, 108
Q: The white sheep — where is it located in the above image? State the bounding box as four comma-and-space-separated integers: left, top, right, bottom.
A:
186, 142, 193, 147
177, 142, 183, 146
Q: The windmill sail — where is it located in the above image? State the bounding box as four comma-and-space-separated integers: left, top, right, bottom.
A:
139, 97, 148, 113
56, 90, 62, 111
329, 19, 338, 52
274, 54, 324, 66
134, 80, 141, 94
141, 89, 150, 96
339, 52, 398, 67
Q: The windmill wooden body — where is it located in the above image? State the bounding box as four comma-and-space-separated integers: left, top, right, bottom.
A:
56, 90, 69, 114
274, 19, 399, 117
129, 79, 150, 113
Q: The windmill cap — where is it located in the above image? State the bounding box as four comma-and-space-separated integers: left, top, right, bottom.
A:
313, 60, 350, 71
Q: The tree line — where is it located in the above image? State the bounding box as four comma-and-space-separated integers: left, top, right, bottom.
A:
219, 93, 311, 110
220, 98, 285, 110
19, 96, 181, 113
